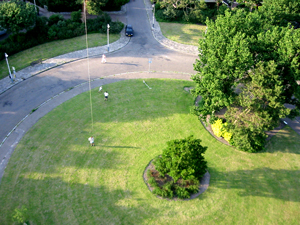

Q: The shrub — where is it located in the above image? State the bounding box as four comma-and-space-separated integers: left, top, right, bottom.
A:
211, 119, 223, 137
71, 10, 82, 23
109, 21, 124, 34
175, 186, 190, 199
223, 131, 233, 142
154, 135, 207, 182
230, 126, 266, 152
48, 14, 65, 26
211, 119, 233, 142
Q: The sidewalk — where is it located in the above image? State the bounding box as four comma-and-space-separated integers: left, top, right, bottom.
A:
0, 0, 198, 95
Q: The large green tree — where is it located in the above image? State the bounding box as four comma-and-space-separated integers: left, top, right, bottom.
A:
0, 0, 36, 34
192, 9, 300, 152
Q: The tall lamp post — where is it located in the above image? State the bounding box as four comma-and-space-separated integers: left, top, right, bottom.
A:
33, 0, 37, 14
4, 53, 13, 83
152, 4, 155, 28
107, 24, 110, 52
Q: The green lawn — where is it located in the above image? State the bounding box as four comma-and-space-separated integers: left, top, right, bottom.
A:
159, 22, 206, 46
0, 79, 299, 224
0, 33, 120, 80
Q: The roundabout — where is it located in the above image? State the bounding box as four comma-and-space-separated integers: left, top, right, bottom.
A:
0, 0, 300, 224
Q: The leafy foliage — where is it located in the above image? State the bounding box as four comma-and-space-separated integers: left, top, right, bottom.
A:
154, 136, 207, 182
155, 0, 218, 24
147, 136, 207, 199
192, 9, 300, 152
211, 119, 223, 137
0, 0, 36, 34
0, 12, 123, 61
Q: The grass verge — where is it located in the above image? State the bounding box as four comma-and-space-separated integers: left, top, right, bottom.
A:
159, 22, 206, 46
0, 79, 299, 224
0, 33, 120, 80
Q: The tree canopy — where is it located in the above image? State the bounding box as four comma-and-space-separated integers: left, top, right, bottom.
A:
0, 0, 36, 34
192, 9, 300, 152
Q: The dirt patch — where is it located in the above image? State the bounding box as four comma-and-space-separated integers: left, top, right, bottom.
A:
143, 159, 210, 201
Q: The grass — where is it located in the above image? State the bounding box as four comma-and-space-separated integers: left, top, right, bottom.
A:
0, 79, 299, 224
159, 22, 206, 46
0, 33, 120, 80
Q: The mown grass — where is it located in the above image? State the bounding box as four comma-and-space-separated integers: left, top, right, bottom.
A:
0, 33, 120, 80
0, 79, 299, 225
159, 22, 206, 46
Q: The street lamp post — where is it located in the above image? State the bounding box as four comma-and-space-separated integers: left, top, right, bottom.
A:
152, 4, 155, 28
33, 0, 37, 13
4, 53, 13, 83
107, 24, 110, 52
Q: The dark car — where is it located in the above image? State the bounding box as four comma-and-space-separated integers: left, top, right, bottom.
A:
125, 25, 134, 37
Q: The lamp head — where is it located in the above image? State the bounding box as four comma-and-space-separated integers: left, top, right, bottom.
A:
5, 53, 8, 58
107, 24, 110, 29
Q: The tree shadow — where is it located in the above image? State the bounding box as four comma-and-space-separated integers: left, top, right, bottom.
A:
0, 176, 158, 224
210, 167, 300, 202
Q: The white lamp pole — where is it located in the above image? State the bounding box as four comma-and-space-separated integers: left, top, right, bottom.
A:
107, 24, 110, 52
4, 53, 13, 82
33, 0, 37, 13
152, 4, 155, 28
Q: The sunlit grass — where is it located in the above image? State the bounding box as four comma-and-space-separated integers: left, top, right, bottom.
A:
159, 22, 206, 46
0, 79, 299, 224
0, 33, 120, 80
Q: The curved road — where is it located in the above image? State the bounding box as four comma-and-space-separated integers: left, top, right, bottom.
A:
0, 0, 197, 180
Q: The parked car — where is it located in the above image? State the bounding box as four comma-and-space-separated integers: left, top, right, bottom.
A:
125, 25, 134, 37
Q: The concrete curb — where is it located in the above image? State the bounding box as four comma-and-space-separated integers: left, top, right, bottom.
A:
0, 30, 130, 95
143, 0, 198, 56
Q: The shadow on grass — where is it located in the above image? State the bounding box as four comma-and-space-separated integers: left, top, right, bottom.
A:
264, 126, 300, 154
0, 176, 158, 224
209, 167, 300, 202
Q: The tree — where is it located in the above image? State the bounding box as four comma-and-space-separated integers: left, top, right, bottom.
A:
0, 0, 36, 34
192, 9, 300, 152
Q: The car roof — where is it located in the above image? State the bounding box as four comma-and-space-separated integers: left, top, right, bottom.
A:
126, 24, 133, 28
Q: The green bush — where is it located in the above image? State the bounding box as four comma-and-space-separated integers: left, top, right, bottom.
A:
71, 10, 82, 23
48, 14, 65, 27
229, 126, 266, 152
147, 136, 207, 199
154, 135, 207, 182
0, 12, 121, 62
175, 186, 190, 199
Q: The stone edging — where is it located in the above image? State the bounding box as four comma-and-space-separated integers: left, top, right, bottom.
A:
143, 158, 210, 201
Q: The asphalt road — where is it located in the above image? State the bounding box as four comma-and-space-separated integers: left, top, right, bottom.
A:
0, 0, 198, 143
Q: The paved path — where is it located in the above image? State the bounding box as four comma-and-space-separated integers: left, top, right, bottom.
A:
0, 0, 299, 182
